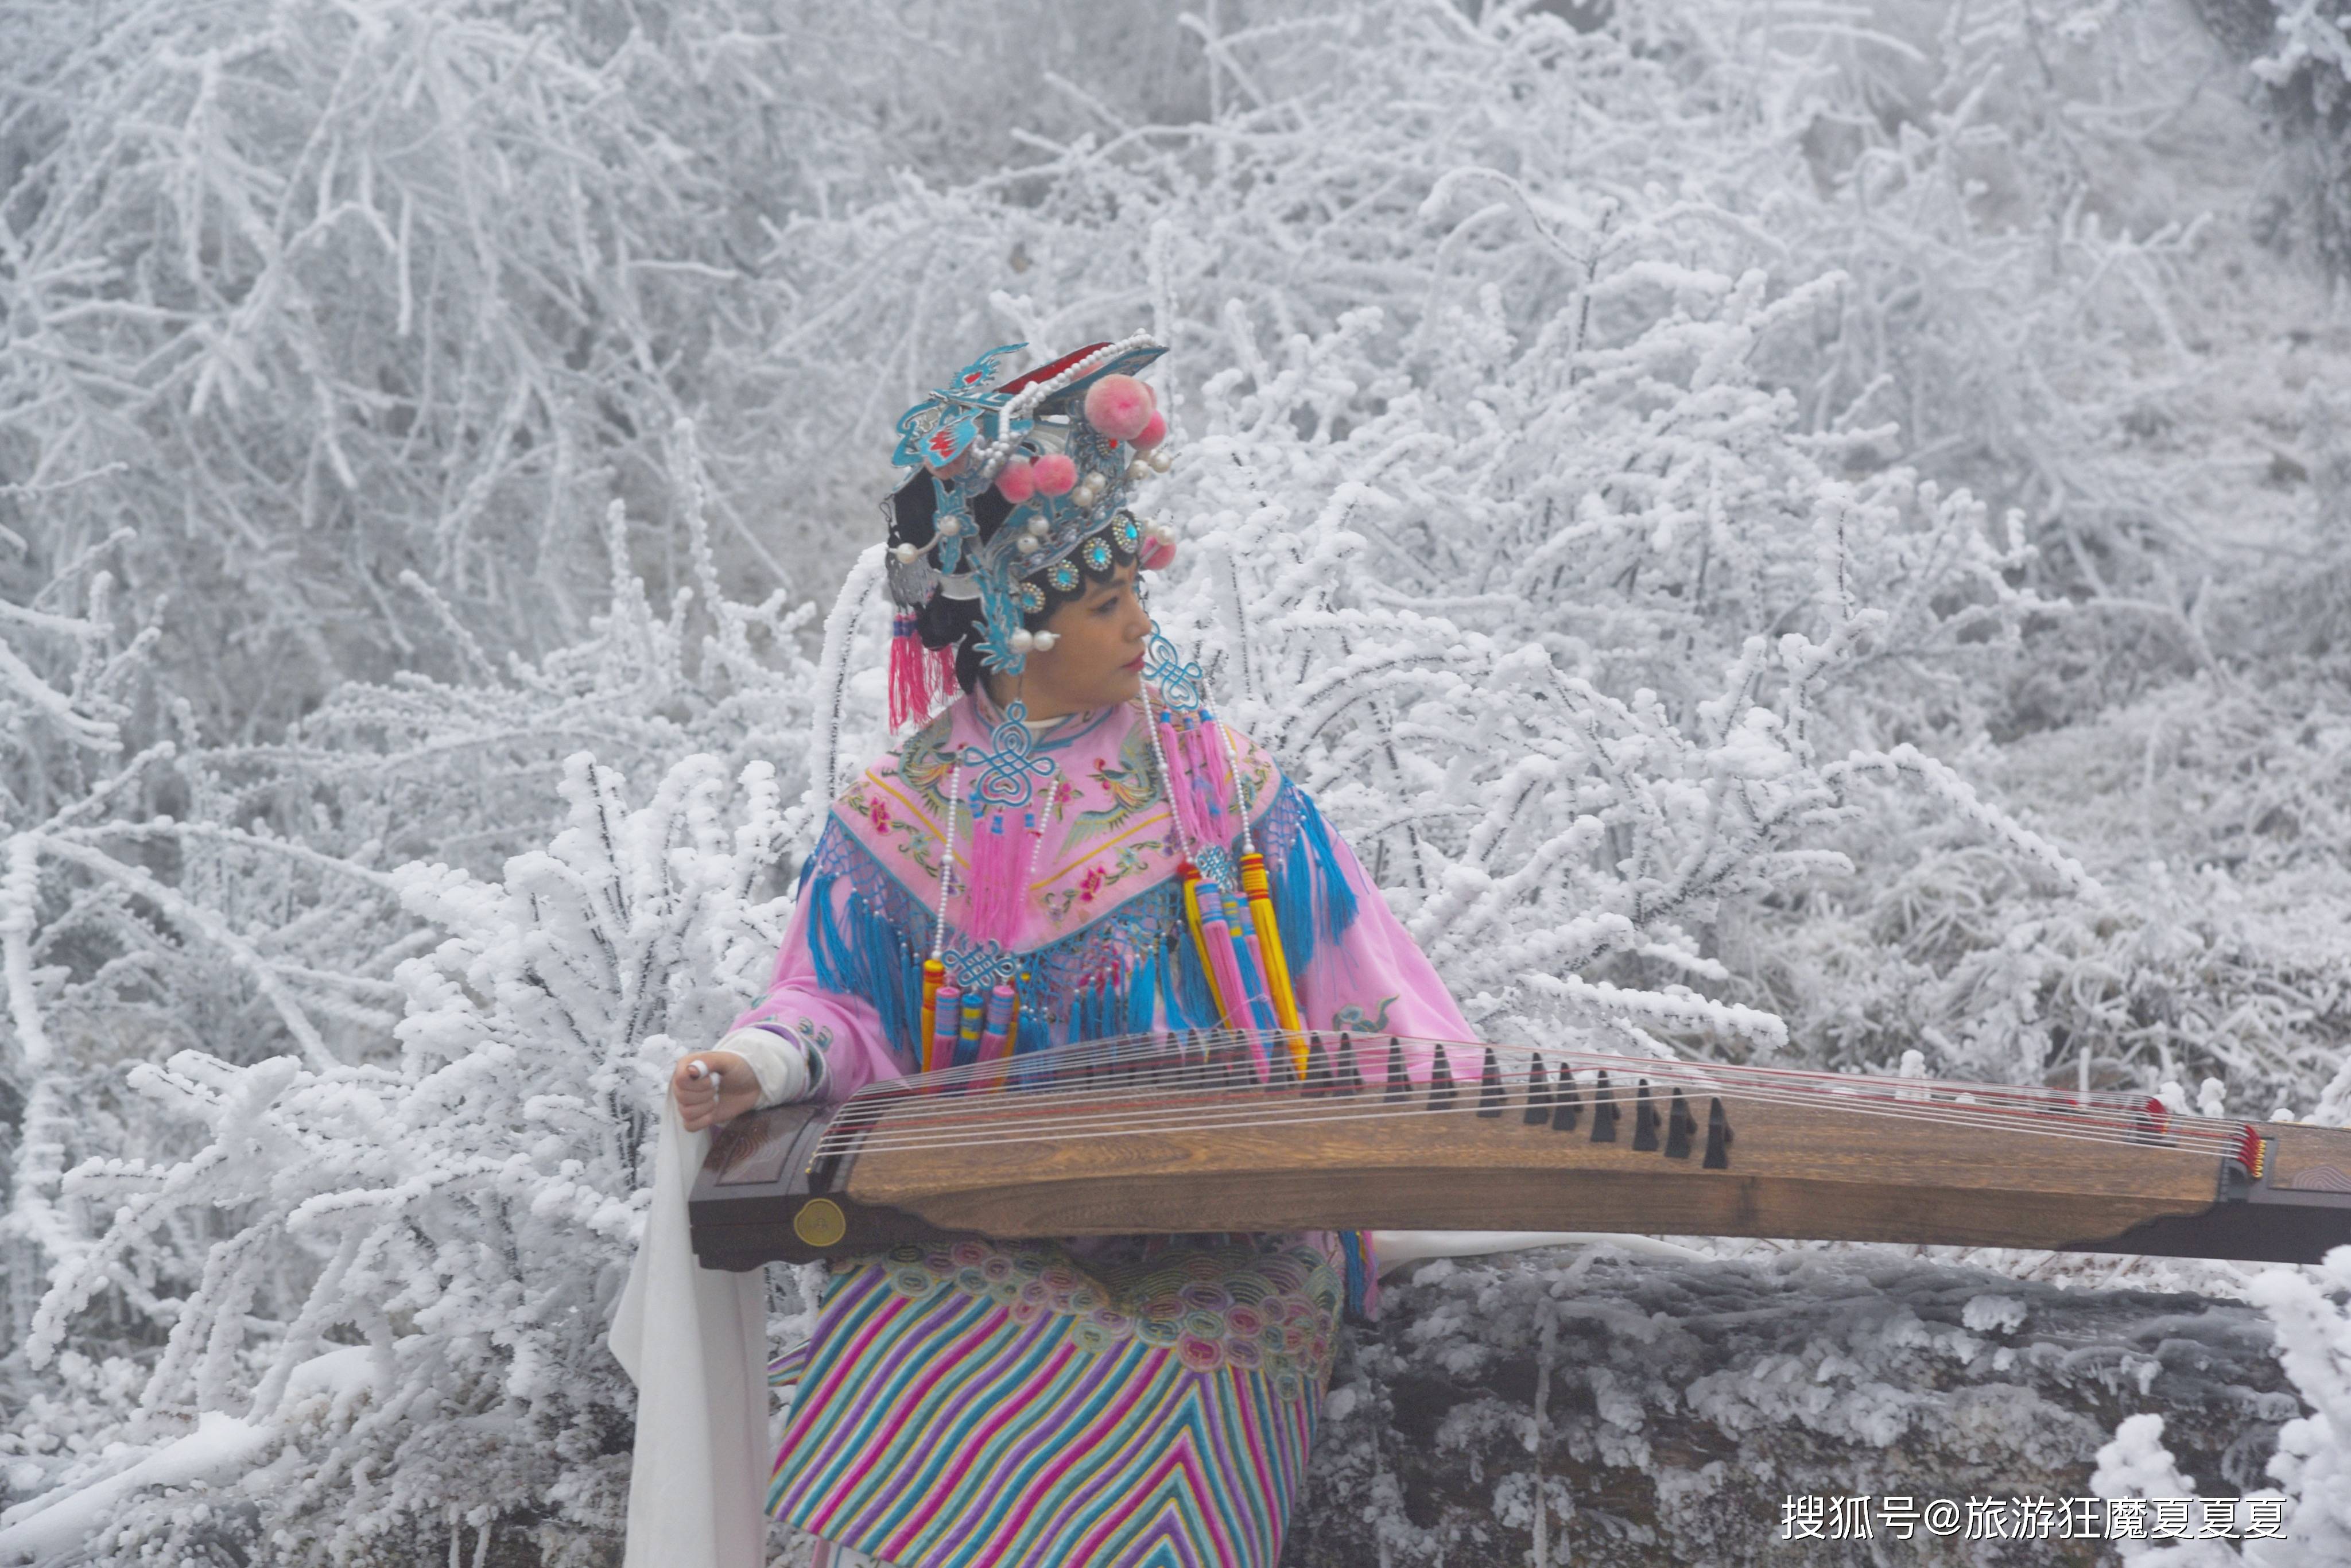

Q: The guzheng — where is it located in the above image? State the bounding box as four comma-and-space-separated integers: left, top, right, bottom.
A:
686, 1030, 2351, 1271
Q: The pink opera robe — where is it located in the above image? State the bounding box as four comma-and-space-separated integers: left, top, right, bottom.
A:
653, 689, 1479, 1568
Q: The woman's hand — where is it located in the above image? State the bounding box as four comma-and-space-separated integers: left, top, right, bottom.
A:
671, 1050, 761, 1133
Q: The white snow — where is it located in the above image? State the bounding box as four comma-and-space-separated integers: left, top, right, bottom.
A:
6, 0, 2351, 1560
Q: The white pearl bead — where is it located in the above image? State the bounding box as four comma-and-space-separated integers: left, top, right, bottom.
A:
1016, 535, 1040, 555
1027, 515, 1050, 536
936, 517, 961, 538
1033, 631, 1059, 651
1010, 628, 1035, 652
893, 542, 920, 564
1126, 460, 1151, 482
1148, 449, 1173, 473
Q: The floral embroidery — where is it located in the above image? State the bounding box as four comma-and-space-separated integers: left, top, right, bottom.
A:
880, 817, 942, 880
872, 1236, 1341, 1399
841, 774, 943, 879
1333, 995, 1396, 1035
1061, 720, 1160, 852
1238, 752, 1276, 815
1041, 837, 1169, 923
891, 712, 959, 816
813, 698, 1336, 1046
1219, 725, 1280, 823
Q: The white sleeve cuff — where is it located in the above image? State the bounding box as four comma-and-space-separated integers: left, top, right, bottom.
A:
720, 1027, 818, 1107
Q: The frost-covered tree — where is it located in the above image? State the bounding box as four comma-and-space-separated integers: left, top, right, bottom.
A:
1137, 301, 2086, 1058
4, 752, 796, 1565
0, 0, 1212, 736
8, 0, 2351, 1563
0, 545, 830, 1558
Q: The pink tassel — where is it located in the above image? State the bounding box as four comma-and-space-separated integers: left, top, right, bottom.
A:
888, 613, 957, 731
927, 983, 961, 1076
889, 614, 929, 731
977, 983, 1017, 1062
1177, 717, 1227, 846
963, 806, 1030, 945
1158, 714, 1201, 849
1197, 900, 1259, 1070
1176, 721, 1205, 839
1196, 716, 1233, 840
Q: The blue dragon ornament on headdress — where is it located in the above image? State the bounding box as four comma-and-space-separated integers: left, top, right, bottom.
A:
884, 333, 1179, 694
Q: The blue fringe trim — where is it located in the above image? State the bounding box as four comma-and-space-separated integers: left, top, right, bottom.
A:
1040, 925, 1223, 1046
1255, 778, 1360, 990
1164, 926, 1219, 1032
1123, 938, 1160, 1038
1340, 1230, 1374, 1321
794, 778, 1359, 1060
803, 857, 925, 1062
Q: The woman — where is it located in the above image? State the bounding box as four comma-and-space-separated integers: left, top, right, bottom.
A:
658, 336, 1476, 1568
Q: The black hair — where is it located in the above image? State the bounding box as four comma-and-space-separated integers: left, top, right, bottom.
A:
889, 471, 1143, 696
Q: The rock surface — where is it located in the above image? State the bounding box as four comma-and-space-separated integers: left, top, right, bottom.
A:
1285, 1244, 2294, 1566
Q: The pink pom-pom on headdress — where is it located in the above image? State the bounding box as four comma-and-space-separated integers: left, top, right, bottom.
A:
1140, 535, 1177, 572
1134, 410, 1167, 451
1031, 453, 1077, 496
995, 458, 1035, 504
1083, 375, 1155, 443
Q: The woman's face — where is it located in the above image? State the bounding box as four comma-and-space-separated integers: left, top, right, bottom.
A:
1004, 561, 1151, 718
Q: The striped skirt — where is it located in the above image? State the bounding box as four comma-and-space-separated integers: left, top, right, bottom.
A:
767, 1233, 1345, 1568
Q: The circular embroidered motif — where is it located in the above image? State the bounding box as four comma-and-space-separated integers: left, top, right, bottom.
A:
874, 1236, 1340, 1392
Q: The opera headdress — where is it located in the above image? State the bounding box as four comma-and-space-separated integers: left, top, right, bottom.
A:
882, 335, 1179, 726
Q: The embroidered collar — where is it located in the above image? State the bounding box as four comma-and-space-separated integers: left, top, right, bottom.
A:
968, 688, 1123, 756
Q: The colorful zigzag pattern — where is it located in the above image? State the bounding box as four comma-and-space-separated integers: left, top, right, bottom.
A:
769, 1241, 1337, 1568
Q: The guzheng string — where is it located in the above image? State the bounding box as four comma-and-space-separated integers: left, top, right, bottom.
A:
810, 1031, 2248, 1161
843, 1029, 2218, 1125
827, 1085, 2236, 1159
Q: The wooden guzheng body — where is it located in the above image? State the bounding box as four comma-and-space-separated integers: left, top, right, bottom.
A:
686, 1031, 2351, 1271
